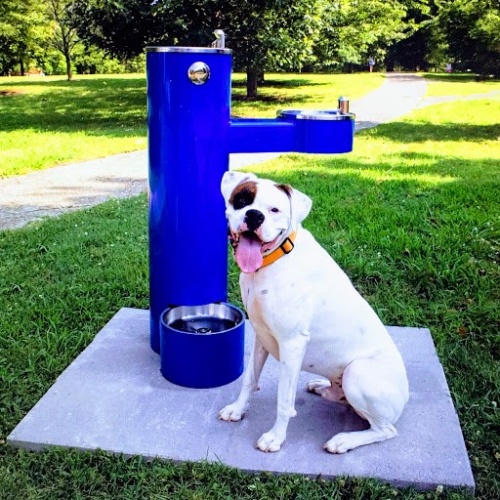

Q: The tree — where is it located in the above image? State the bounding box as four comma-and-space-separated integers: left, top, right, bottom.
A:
0, 0, 48, 75
46, 0, 80, 80
312, 0, 411, 71
438, 0, 500, 76
73, 0, 165, 62
386, 0, 436, 71
74, 0, 320, 97
222, 0, 320, 96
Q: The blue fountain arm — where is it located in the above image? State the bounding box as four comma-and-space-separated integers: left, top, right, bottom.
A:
229, 118, 295, 153
229, 110, 355, 155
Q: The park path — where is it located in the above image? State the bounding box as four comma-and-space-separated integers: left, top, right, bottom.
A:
0, 73, 435, 230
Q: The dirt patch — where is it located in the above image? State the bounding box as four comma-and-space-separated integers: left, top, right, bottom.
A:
0, 89, 22, 96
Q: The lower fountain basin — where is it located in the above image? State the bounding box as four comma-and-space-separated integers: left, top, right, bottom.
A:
160, 303, 245, 388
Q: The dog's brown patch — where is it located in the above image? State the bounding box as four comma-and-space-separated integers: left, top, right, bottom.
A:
229, 181, 258, 210
275, 183, 293, 198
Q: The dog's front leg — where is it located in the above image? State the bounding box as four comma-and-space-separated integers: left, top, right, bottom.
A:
218, 334, 269, 422
256, 333, 309, 452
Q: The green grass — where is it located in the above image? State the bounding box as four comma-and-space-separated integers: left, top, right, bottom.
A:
231, 72, 385, 116
423, 73, 500, 97
0, 72, 383, 178
0, 75, 147, 177
1, 76, 499, 498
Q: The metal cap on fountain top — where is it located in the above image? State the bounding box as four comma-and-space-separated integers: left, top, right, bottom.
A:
211, 29, 226, 48
338, 96, 350, 114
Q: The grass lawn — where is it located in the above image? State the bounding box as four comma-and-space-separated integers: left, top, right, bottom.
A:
0, 72, 383, 178
423, 73, 500, 97
0, 74, 499, 498
231, 72, 385, 116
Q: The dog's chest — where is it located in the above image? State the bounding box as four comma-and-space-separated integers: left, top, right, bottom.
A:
241, 271, 305, 358
241, 270, 285, 322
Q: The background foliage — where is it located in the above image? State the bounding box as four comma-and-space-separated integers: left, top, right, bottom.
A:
0, 1, 498, 95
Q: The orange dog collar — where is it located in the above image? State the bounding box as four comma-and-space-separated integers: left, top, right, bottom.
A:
260, 230, 297, 269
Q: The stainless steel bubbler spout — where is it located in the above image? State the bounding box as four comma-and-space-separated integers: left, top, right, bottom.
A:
211, 29, 226, 49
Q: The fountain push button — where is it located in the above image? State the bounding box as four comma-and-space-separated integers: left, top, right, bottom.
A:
188, 61, 210, 85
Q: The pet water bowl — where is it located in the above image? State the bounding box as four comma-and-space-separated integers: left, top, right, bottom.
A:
160, 303, 245, 388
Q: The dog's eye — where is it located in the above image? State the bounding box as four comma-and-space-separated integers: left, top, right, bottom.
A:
231, 186, 256, 211
270, 207, 280, 213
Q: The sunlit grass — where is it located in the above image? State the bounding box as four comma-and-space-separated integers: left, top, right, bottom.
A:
1, 130, 146, 174
0, 74, 148, 177
1, 71, 498, 178
0, 72, 384, 177
231, 72, 385, 117
423, 73, 500, 97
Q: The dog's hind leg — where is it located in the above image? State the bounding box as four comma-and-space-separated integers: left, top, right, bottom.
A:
324, 422, 398, 454
323, 356, 408, 454
219, 335, 269, 422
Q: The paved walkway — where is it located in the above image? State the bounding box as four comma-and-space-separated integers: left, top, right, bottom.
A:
1, 73, 430, 230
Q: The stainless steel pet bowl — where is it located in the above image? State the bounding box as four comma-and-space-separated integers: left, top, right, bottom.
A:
160, 303, 245, 388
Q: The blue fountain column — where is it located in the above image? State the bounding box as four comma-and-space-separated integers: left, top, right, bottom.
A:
147, 47, 232, 353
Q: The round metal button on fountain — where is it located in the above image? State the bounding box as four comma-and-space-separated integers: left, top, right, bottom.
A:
160, 303, 245, 388
187, 61, 210, 85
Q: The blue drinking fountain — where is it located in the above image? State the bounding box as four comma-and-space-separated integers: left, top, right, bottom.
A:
146, 32, 355, 388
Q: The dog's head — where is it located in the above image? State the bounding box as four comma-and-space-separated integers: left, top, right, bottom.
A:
221, 171, 312, 273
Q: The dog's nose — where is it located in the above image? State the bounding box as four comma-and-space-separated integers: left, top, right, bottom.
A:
244, 209, 265, 231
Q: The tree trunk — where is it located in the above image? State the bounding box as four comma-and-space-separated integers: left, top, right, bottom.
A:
65, 50, 73, 81
246, 68, 258, 98
20, 59, 25, 76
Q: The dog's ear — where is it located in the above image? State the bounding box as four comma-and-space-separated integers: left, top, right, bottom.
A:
221, 171, 257, 203
289, 186, 312, 225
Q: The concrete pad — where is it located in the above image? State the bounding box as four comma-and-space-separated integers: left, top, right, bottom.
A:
8, 308, 474, 492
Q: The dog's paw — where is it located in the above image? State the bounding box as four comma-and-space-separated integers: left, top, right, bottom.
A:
323, 432, 352, 454
255, 431, 284, 452
307, 378, 346, 403
306, 378, 331, 394
218, 403, 245, 422
324, 426, 397, 453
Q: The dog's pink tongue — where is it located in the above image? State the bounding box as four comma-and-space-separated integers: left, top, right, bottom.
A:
235, 234, 263, 273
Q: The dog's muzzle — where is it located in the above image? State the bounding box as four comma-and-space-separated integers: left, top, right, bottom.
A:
244, 209, 265, 231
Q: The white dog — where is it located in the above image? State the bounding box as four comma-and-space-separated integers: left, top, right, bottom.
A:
218, 171, 409, 454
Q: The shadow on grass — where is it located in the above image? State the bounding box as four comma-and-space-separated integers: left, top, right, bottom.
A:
0, 76, 147, 90
424, 73, 500, 84
1, 75, 498, 146
0, 75, 316, 131
0, 77, 147, 135
231, 93, 312, 104
232, 78, 324, 88
1, 75, 313, 132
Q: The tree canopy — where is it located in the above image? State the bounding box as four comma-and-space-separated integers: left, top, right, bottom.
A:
0, 0, 49, 76
0, 0, 498, 90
